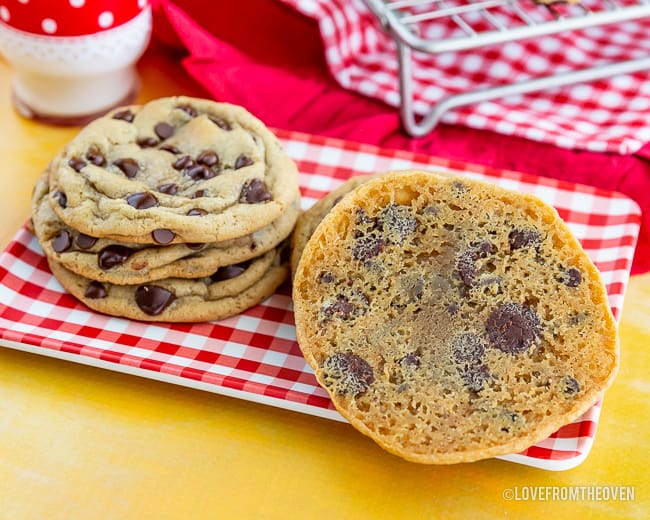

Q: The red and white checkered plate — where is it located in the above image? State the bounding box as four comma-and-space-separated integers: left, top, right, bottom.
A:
0, 130, 640, 470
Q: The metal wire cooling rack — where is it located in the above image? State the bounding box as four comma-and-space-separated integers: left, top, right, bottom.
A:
362, 0, 650, 136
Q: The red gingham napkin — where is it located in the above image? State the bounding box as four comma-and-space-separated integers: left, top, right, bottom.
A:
0, 130, 640, 470
281, 0, 650, 154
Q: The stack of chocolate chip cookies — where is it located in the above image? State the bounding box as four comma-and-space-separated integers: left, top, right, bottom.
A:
31, 96, 300, 322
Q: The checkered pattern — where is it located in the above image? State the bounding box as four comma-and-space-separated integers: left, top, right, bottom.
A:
0, 130, 640, 470
283, 0, 650, 154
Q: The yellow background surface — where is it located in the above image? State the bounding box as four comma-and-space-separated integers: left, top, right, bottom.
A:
0, 46, 648, 519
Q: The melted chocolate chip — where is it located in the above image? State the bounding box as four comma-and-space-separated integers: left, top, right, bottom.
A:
52, 230, 72, 253
192, 190, 207, 199
234, 155, 254, 169
209, 116, 231, 130
560, 376, 580, 395
400, 353, 421, 368
113, 158, 139, 178
75, 233, 97, 250
154, 122, 174, 140
456, 241, 493, 287
177, 104, 197, 117
84, 281, 107, 299
240, 179, 272, 203
152, 229, 175, 244
379, 203, 417, 244
453, 333, 485, 364
68, 157, 86, 172
563, 268, 582, 287
98, 245, 133, 269
112, 109, 134, 122
352, 235, 385, 262
509, 229, 541, 251
187, 164, 216, 181
187, 208, 207, 216
319, 272, 335, 283
159, 144, 181, 155
126, 192, 159, 210
186, 243, 204, 250
137, 137, 159, 148
173, 155, 194, 170
158, 183, 178, 195
462, 364, 490, 392
322, 352, 374, 396
85, 147, 106, 166
53, 190, 67, 208
486, 302, 541, 354
322, 294, 356, 320
197, 150, 219, 167
210, 263, 248, 282
135, 285, 176, 316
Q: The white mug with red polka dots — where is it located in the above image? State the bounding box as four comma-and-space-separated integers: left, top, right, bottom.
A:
0, 0, 151, 124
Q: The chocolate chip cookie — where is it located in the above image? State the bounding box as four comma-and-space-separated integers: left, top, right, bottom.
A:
34, 170, 299, 284
292, 170, 618, 464
48, 246, 288, 322
48, 96, 299, 244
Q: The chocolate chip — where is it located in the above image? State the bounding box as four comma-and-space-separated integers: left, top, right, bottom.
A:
234, 155, 254, 169
322, 352, 374, 396
113, 158, 139, 178
84, 281, 107, 299
379, 203, 417, 244
456, 241, 493, 287
152, 229, 175, 244
462, 364, 489, 392
126, 192, 159, 210
85, 147, 106, 166
135, 285, 176, 316
452, 333, 485, 364
177, 104, 197, 117
240, 179, 272, 203
187, 208, 207, 216
173, 155, 194, 170
209, 116, 231, 130
159, 144, 181, 154
154, 122, 174, 140
112, 109, 134, 122
447, 303, 459, 315
187, 164, 216, 181
197, 150, 219, 167
563, 268, 582, 287
509, 229, 541, 250
560, 376, 580, 395
137, 137, 159, 148
158, 183, 178, 195
192, 190, 207, 199
186, 243, 204, 250
52, 190, 67, 208
52, 230, 72, 253
210, 263, 248, 282
68, 157, 86, 172
98, 245, 133, 269
352, 235, 385, 262
75, 233, 97, 250
400, 353, 421, 368
319, 272, 335, 283
486, 302, 541, 354
321, 294, 356, 320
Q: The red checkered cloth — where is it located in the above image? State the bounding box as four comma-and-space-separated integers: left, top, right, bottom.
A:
282, 0, 650, 154
0, 130, 640, 470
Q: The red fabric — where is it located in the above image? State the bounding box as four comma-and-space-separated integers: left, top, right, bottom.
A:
151, 0, 650, 274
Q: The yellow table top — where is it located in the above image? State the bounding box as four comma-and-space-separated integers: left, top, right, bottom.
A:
0, 46, 648, 520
